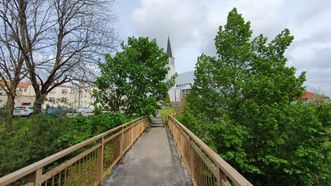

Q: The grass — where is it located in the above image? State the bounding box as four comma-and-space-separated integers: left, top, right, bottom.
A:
160, 107, 175, 123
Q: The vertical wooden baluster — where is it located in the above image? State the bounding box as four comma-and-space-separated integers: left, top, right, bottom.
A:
74, 162, 78, 186
71, 164, 75, 186
77, 161, 80, 186
98, 137, 104, 185
51, 175, 54, 186
85, 155, 89, 185
92, 152, 95, 185
68, 166, 71, 186
190, 141, 195, 183
64, 168, 67, 186
93, 151, 97, 184
58, 172, 61, 186
87, 153, 90, 186
81, 156, 85, 186
77, 160, 81, 186
131, 124, 134, 145
217, 168, 228, 186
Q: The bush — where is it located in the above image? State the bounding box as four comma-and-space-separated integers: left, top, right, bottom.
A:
58, 112, 129, 146
0, 112, 129, 176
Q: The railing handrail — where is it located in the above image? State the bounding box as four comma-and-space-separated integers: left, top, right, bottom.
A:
0, 116, 146, 185
169, 115, 252, 186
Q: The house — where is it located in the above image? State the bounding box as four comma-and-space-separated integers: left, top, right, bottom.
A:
0, 81, 95, 109
0, 81, 35, 108
301, 91, 329, 101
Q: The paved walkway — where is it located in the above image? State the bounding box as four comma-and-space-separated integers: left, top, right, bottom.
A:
104, 118, 190, 186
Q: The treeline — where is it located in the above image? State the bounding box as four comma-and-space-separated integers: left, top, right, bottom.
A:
178, 8, 331, 185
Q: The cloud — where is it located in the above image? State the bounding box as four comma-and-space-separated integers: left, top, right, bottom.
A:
124, 0, 331, 96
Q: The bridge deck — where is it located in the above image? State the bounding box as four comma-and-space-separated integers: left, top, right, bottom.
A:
104, 125, 191, 186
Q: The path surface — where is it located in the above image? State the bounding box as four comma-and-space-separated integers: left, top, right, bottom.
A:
104, 116, 190, 186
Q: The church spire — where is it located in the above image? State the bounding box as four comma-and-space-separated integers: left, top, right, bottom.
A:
167, 36, 173, 58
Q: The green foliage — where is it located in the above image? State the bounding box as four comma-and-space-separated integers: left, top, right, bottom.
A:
0, 112, 128, 176
182, 8, 331, 185
58, 112, 128, 146
0, 107, 6, 128
162, 93, 172, 107
94, 36, 175, 116
159, 107, 175, 123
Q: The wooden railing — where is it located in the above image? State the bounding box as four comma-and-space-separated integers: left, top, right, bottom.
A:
168, 115, 253, 186
0, 116, 149, 186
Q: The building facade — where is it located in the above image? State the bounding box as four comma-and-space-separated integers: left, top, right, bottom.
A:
0, 81, 94, 109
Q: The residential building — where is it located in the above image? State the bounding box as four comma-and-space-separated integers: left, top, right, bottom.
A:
0, 81, 95, 109
0, 81, 35, 108
71, 87, 95, 109
301, 91, 329, 102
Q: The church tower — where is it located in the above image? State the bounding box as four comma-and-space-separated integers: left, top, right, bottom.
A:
166, 37, 176, 102
166, 36, 175, 80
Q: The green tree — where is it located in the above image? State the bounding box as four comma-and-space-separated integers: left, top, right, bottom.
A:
183, 8, 331, 185
94, 36, 175, 116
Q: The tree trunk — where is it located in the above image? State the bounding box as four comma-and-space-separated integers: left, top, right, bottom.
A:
5, 93, 15, 129
33, 93, 46, 114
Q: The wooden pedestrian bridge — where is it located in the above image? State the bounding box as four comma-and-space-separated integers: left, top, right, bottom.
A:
0, 114, 252, 186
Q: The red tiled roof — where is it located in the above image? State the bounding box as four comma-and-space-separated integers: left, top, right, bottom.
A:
1, 81, 72, 89
1, 81, 31, 89
17, 82, 30, 89
301, 91, 327, 99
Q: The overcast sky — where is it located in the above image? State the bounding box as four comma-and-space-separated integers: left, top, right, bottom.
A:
113, 0, 331, 96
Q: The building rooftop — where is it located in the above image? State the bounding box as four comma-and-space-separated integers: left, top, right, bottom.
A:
176, 71, 195, 85
301, 91, 328, 99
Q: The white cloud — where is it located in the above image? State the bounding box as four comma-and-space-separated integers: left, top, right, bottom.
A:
115, 0, 331, 96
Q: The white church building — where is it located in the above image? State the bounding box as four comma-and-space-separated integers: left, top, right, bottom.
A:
166, 37, 195, 104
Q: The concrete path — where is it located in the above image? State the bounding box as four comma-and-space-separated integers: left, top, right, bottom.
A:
104, 117, 191, 186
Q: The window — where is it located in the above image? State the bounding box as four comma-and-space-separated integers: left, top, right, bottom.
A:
49, 90, 56, 94
49, 97, 56, 104
62, 89, 68, 95
60, 97, 67, 103
22, 102, 31, 106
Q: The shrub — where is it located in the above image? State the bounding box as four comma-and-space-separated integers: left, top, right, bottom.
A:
0, 112, 129, 176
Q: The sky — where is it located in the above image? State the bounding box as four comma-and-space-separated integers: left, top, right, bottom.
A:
113, 0, 331, 96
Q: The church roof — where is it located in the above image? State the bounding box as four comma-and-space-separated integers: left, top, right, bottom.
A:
167, 36, 173, 58
176, 71, 195, 85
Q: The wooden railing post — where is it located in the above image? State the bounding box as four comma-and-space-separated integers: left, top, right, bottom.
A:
33, 168, 43, 186
188, 136, 195, 181
131, 123, 134, 145
119, 126, 125, 164
98, 137, 104, 184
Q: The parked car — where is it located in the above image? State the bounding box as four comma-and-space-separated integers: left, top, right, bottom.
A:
76, 107, 93, 113
46, 107, 67, 115
13, 106, 33, 116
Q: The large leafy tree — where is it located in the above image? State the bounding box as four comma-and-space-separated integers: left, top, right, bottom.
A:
94, 36, 175, 116
183, 8, 331, 185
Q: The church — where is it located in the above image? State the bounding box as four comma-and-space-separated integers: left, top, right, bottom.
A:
165, 37, 195, 104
